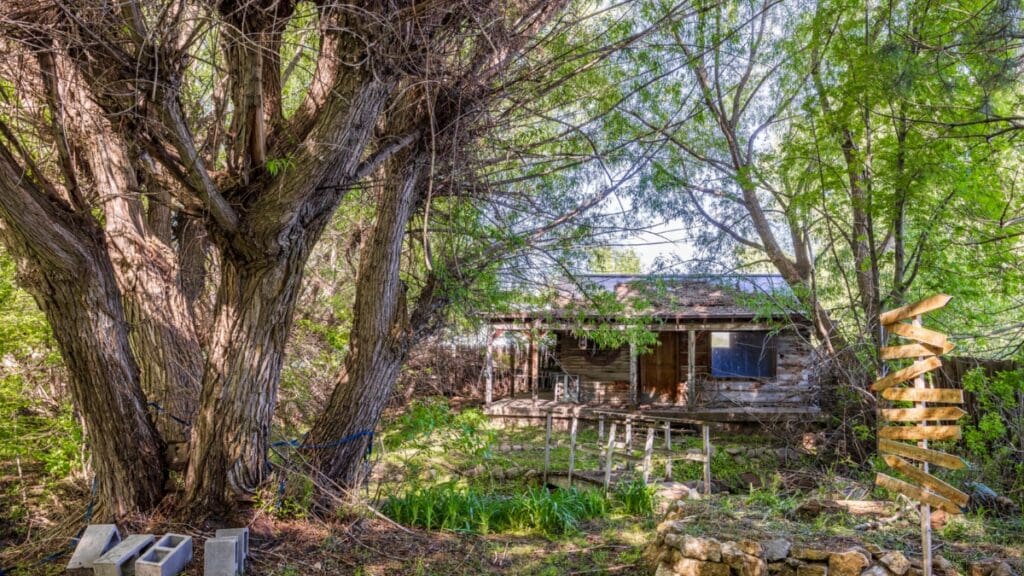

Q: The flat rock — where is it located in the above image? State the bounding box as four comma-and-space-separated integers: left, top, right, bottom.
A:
682, 535, 723, 562
797, 563, 829, 576
793, 547, 832, 562
830, 550, 871, 576
762, 540, 792, 563
673, 557, 732, 576
993, 563, 1020, 576
969, 560, 1003, 576
862, 565, 893, 576
880, 552, 911, 576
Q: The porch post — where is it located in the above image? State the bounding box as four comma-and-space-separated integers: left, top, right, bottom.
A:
687, 329, 696, 404
629, 341, 638, 405
530, 328, 539, 402
485, 330, 496, 406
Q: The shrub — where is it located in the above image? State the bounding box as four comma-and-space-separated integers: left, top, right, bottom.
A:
612, 476, 657, 516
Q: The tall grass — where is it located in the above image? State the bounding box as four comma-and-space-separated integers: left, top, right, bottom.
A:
383, 483, 609, 537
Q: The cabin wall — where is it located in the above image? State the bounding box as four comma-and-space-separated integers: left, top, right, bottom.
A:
552, 326, 819, 409
555, 334, 631, 404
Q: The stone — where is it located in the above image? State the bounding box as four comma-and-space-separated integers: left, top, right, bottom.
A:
969, 560, 1002, 576
665, 533, 685, 550
770, 562, 797, 576
135, 534, 192, 576
862, 565, 893, 576
656, 564, 677, 576
741, 540, 765, 558
864, 545, 883, 557
726, 447, 744, 455
934, 556, 958, 576
879, 552, 911, 576
93, 534, 155, 576
992, 563, 1020, 576
67, 524, 122, 576
930, 510, 950, 530
762, 540, 792, 562
722, 541, 745, 569
673, 557, 733, 576
797, 563, 829, 576
204, 537, 239, 576
907, 569, 922, 576
682, 535, 722, 562
793, 547, 832, 562
830, 550, 871, 576
657, 520, 688, 535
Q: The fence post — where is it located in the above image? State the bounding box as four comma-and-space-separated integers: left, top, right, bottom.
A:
604, 422, 617, 492
642, 425, 655, 484
598, 414, 605, 441
543, 410, 553, 484
702, 424, 712, 495
664, 421, 673, 480
568, 415, 578, 486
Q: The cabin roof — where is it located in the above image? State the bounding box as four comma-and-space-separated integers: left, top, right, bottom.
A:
488, 273, 804, 325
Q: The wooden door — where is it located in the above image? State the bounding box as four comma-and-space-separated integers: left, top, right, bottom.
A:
640, 332, 679, 404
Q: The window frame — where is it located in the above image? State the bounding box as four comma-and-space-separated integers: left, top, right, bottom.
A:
708, 330, 777, 380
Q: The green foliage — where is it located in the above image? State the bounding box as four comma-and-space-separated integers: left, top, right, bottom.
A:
382, 482, 611, 537
745, 475, 798, 516
959, 368, 1024, 502
587, 248, 643, 274
611, 476, 657, 516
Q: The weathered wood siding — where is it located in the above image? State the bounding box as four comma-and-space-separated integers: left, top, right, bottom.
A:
555, 333, 631, 404
554, 327, 819, 409
698, 328, 818, 408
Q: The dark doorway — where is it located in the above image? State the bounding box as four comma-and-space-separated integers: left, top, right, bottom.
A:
640, 332, 679, 403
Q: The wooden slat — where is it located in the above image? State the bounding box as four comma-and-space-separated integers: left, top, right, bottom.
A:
878, 438, 966, 470
878, 425, 961, 441
879, 342, 955, 360
879, 407, 967, 422
879, 295, 952, 325
883, 455, 969, 508
875, 473, 961, 514
886, 323, 948, 348
881, 388, 964, 404
871, 357, 942, 391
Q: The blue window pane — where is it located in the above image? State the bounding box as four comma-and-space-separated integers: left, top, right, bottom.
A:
710, 332, 775, 378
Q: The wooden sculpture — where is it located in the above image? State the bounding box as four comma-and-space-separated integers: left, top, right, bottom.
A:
873, 295, 969, 576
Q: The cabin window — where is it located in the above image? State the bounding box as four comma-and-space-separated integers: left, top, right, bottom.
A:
710, 331, 776, 378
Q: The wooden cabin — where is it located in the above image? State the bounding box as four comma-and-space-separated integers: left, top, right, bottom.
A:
484, 274, 825, 421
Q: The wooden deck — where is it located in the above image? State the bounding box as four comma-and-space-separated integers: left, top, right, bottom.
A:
484, 396, 824, 424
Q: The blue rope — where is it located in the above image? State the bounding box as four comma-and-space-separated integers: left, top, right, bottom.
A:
271, 429, 374, 452
146, 402, 192, 427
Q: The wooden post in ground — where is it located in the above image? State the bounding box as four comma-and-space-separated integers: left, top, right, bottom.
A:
913, 315, 932, 576
543, 410, 553, 484
568, 415, 578, 486
604, 422, 617, 492
702, 424, 712, 495
625, 418, 633, 450
664, 421, 673, 480
485, 332, 495, 406
687, 330, 696, 404
510, 340, 518, 398
642, 425, 655, 484
598, 414, 605, 441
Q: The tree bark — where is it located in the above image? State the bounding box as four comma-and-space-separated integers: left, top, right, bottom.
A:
0, 147, 164, 516
302, 152, 425, 490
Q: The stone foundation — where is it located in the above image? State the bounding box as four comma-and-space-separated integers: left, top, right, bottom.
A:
645, 502, 1021, 576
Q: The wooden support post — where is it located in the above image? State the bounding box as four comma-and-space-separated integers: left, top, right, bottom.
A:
642, 426, 655, 484
510, 341, 518, 398
530, 331, 539, 402
604, 422, 617, 492
664, 421, 673, 481
485, 332, 495, 406
629, 342, 639, 405
598, 414, 605, 441
687, 330, 696, 405
543, 410, 553, 484
568, 415, 578, 486
913, 315, 933, 576
625, 418, 633, 452
702, 424, 712, 495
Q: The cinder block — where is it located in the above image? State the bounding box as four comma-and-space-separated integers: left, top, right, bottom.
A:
214, 528, 249, 572
94, 534, 155, 576
135, 534, 192, 576
204, 537, 238, 576
67, 524, 121, 575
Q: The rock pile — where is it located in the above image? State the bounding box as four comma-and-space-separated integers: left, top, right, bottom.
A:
646, 502, 1020, 576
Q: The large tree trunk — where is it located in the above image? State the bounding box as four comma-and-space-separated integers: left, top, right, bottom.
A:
0, 149, 164, 516
182, 253, 308, 514
302, 154, 425, 490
